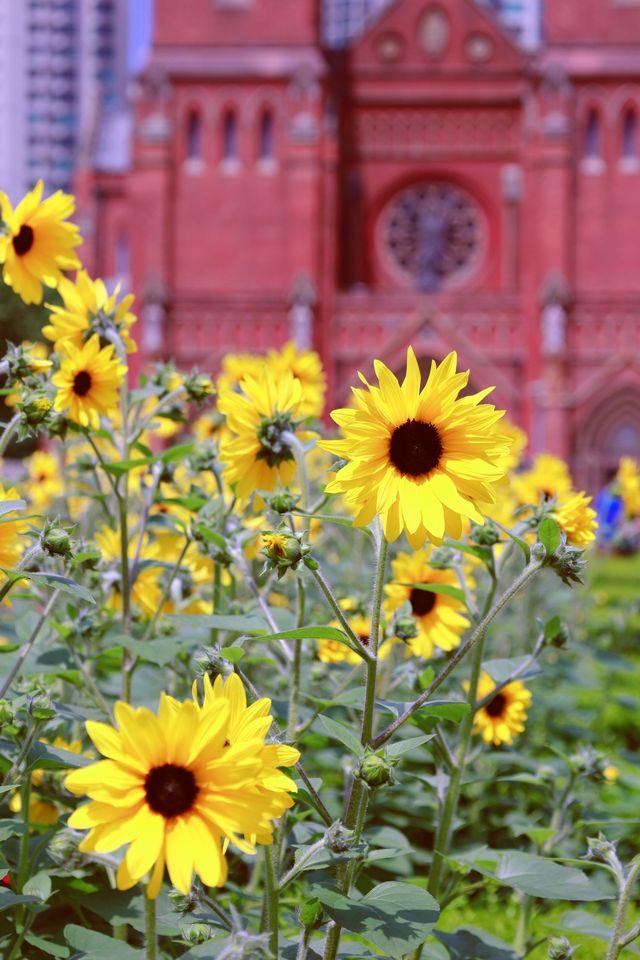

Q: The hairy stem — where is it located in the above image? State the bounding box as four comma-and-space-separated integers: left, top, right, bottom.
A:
606, 859, 640, 960
144, 891, 157, 960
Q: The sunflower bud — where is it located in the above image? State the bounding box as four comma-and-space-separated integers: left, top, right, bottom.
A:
262, 531, 309, 577
41, 521, 75, 560
357, 748, 397, 788
548, 936, 575, 959
470, 520, 500, 545
4, 342, 52, 381
542, 542, 586, 586
168, 888, 200, 913
182, 922, 211, 945
17, 392, 54, 428
428, 546, 455, 569
184, 372, 215, 403
268, 492, 299, 514
394, 613, 418, 641
324, 819, 353, 853
586, 832, 617, 862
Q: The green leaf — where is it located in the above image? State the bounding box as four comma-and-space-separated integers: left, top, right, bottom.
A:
24, 741, 92, 773
553, 909, 616, 941
491, 520, 531, 563
118, 635, 185, 667
319, 715, 362, 755
258, 626, 357, 650
544, 615, 562, 642
72, 551, 101, 563
20, 572, 95, 604
436, 926, 518, 959
24, 932, 70, 958
23, 871, 52, 901
454, 848, 613, 900
482, 656, 542, 685
400, 582, 466, 603
102, 456, 155, 476
378, 699, 470, 725
444, 540, 494, 564
194, 525, 228, 549
161, 442, 194, 464
220, 646, 245, 663
386, 734, 434, 758
0, 820, 28, 841
64, 925, 144, 958
539, 517, 561, 554
0, 888, 41, 911
310, 881, 439, 956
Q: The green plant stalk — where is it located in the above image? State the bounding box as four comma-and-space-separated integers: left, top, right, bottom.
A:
0, 588, 61, 700
606, 859, 640, 960
15, 773, 32, 922
295, 762, 334, 827
145, 890, 157, 960
310, 566, 374, 662
371, 557, 542, 749
0, 412, 21, 458
264, 842, 279, 958
288, 579, 306, 740
513, 891, 534, 954
297, 924, 312, 960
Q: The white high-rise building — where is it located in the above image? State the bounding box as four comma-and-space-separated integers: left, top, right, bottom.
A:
0, 0, 128, 204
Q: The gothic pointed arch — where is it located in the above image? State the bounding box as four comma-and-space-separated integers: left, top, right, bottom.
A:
573, 387, 640, 491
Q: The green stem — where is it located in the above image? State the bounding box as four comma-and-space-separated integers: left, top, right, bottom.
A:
144, 891, 157, 960
513, 892, 533, 954
371, 558, 542, 750
0, 589, 61, 700
0, 413, 21, 458
288, 579, 305, 740
296, 763, 333, 827
606, 860, 640, 960
361, 535, 388, 745
14, 773, 32, 930
310, 566, 373, 662
264, 843, 279, 958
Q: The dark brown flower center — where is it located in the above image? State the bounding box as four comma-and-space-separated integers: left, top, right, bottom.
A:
72, 370, 92, 397
12, 224, 34, 256
485, 693, 507, 718
357, 632, 370, 645
409, 585, 436, 617
389, 419, 443, 477
144, 763, 199, 818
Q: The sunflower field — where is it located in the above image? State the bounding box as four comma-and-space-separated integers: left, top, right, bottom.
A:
0, 182, 638, 960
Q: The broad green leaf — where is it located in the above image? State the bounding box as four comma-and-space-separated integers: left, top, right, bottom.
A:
24, 932, 70, 958
118, 635, 185, 666
258, 626, 357, 650
103, 456, 155, 476
23, 872, 52, 901
194, 525, 228, 549
64, 925, 144, 958
491, 520, 531, 563
378, 699, 470, 725
220, 646, 245, 663
400, 582, 466, 603
319, 715, 362, 755
161, 442, 194, 464
539, 517, 561, 554
386, 734, 434, 758
310, 881, 439, 956
25, 741, 92, 773
20, 572, 95, 604
444, 540, 494, 564
455, 848, 613, 900
0, 888, 41, 911
436, 926, 518, 959
0, 820, 27, 841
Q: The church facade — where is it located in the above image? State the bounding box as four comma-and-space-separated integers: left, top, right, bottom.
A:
75, 0, 640, 490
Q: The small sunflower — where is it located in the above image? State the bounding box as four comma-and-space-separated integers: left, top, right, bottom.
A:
218, 368, 304, 498
617, 456, 640, 518
216, 352, 264, 394
0, 180, 82, 305
268, 341, 326, 419
512, 453, 573, 507
0, 484, 27, 570
552, 491, 598, 548
52, 334, 126, 429
64, 690, 297, 898
320, 348, 511, 547
384, 549, 469, 659
43, 270, 137, 354
317, 613, 392, 665
27, 451, 64, 509
469, 671, 532, 747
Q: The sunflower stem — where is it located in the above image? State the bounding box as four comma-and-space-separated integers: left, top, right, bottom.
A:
264, 843, 279, 958
371, 557, 543, 750
310, 567, 374, 662
0, 588, 61, 701
606, 859, 640, 960
0, 413, 21, 458
144, 890, 157, 960
287, 578, 305, 740
361, 534, 388, 745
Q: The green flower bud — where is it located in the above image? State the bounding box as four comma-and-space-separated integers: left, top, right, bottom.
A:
586, 832, 617, 862
18, 392, 54, 427
168, 888, 199, 912
182, 922, 211, 945
357, 749, 397, 788
548, 936, 575, 959
41, 522, 75, 560
268, 492, 299, 514
428, 546, 455, 568
324, 819, 352, 854
184, 372, 215, 403
394, 613, 418, 641
470, 520, 500, 545
543, 542, 586, 586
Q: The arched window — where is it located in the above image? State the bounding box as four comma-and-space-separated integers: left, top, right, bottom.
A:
222, 109, 238, 162
622, 106, 637, 160
258, 109, 275, 161
186, 109, 202, 161
584, 108, 601, 160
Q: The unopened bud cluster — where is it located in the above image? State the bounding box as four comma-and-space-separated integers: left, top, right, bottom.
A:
261, 530, 310, 578
548, 936, 575, 959
357, 747, 397, 789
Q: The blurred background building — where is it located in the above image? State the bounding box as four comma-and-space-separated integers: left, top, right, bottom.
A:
4, 0, 640, 489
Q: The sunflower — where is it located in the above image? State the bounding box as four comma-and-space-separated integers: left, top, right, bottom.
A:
43, 270, 137, 354
216, 352, 264, 394
384, 549, 469, 659
469, 671, 532, 746
0, 484, 27, 570
617, 456, 640, 518
268, 341, 326, 419
552, 491, 598, 548
27, 451, 64, 509
52, 334, 126, 429
10, 736, 86, 827
501, 418, 528, 471
320, 348, 511, 548
95, 526, 162, 618
512, 453, 573, 508
193, 410, 225, 444
0, 180, 81, 305
317, 613, 392, 664
218, 367, 304, 498
64, 690, 297, 897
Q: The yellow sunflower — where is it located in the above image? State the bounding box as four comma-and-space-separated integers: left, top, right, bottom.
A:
317, 613, 392, 665
218, 367, 304, 498
512, 453, 573, 507
384, 549, 469, 659
216, 352, 264, 394
0, 484, 27, 570
320, 348, 511, 547
552, 491, 598, 548
10, 736, 86, 827
268, 341, 326, 419
26, 451, 64, 509
52, 334, 126, 429
0, 180, 81, 304
501, 419, 528, 471
95, 526, 162, 618
43, 270, 137, 354
617, 456, 640, 518
469, 671, 532, 746
64, 691, 297, 897
193, 410, 225, 444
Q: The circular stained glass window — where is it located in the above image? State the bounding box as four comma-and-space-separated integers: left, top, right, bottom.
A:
381, 182, 483, 291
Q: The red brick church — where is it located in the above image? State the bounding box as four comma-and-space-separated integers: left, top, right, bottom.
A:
75, 0, 640, 490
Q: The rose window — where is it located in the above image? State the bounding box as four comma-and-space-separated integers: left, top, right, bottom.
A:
381, 182, 482, 291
